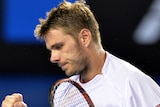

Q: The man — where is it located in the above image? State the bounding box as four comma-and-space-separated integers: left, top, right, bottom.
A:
1, 0, 160, 107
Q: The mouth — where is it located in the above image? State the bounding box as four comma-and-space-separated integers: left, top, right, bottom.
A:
58, 62, 68, 71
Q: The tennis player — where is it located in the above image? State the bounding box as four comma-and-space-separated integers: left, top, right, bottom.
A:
1, 0, 160, 107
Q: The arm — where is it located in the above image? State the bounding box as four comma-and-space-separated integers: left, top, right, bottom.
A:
125, 72, 160, 107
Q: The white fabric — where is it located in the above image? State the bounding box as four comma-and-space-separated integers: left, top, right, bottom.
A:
70, 51, 160, 107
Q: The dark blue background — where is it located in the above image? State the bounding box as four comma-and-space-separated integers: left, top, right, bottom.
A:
2, 0, 76, 44
0, 74, 66, 107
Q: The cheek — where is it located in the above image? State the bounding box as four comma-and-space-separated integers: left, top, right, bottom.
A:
65, 50, 79, 60
65, 44, 82, 58
72, 49, 87, 67
63, 39, 85, 62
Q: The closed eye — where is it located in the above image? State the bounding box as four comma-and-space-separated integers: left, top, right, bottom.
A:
51, 42, 64, 50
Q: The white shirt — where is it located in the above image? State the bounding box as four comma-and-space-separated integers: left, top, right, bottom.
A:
70, 51, 160, 107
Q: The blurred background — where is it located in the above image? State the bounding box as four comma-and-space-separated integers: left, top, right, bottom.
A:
0, 0, 159, 106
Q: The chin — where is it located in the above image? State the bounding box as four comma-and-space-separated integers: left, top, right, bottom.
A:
65, 70, 77, 76
65, 71, 72, 76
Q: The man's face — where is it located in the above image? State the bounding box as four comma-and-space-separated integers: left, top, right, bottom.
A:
45, 28, 88, 76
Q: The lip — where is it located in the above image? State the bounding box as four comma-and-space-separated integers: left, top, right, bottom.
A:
58, 62, 68, 71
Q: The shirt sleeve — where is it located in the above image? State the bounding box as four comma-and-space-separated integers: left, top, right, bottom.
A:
125, 71, 160, 107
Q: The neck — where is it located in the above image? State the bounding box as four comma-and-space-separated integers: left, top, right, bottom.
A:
80, 47, 106, 83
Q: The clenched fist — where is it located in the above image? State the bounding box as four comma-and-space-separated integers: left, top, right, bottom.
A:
1, 93, 27, 107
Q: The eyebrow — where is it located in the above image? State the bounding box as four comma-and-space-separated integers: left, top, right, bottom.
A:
48, 42, 64, 50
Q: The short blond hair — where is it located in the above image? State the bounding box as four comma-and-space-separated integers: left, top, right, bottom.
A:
34, 0, 101, 45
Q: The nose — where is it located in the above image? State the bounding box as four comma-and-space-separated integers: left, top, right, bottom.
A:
50, 50, 60, 63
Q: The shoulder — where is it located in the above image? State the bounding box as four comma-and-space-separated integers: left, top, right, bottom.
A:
105, 51, 143, 79
126, 71, 159, 89
105, 52, 159, 91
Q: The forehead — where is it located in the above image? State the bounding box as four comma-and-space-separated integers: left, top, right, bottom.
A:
45, 28, 65, 41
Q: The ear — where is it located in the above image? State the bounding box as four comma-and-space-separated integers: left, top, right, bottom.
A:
78, 28, 91, 47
